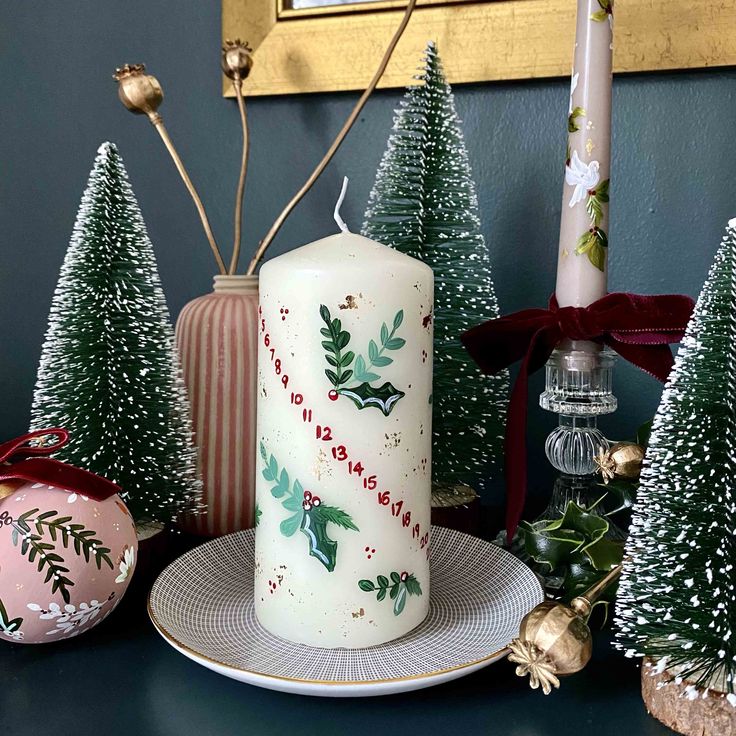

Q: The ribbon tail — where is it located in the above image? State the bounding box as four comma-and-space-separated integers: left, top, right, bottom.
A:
504, 327, 556, 542
504, 350, 531, 543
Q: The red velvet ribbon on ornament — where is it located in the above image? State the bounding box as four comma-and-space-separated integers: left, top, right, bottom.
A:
461, 292, 695, 542
0, 429, 120, 500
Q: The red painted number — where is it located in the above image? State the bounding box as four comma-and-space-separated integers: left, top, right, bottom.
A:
316, 425, 333, 441
377, 491, 390, 506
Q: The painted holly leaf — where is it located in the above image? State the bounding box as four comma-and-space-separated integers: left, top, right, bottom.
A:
359, 579, 376, 592
585, 179, 609, 226
575, 228, 608, 272
300, 510, 339, 572
254, 504, 262, 527
568, 106, 586, 133
338, 382, 406, 416
393, 310, 404, 330
591, 9, 608, 21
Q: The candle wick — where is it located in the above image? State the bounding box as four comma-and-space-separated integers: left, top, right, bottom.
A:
333, 177, 351, 233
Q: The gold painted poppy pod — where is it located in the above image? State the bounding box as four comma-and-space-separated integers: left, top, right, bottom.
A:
113, 63, 164, 118
594, 442, 645, 483
507, 565, 622, 694
221, 39, 254, 81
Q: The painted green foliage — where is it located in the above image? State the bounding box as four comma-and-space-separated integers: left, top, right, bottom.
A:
0, 598, 23, 640
568, 106, 586, 133
260, 443, 358, 572
575, 179, 610, 272
319, 305, 406, 416
1, 507, 113, 604
358, 571, 422, 616
591, 0, 613, 23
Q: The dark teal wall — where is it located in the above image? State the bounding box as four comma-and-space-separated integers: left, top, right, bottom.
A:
2, 2, 735, 509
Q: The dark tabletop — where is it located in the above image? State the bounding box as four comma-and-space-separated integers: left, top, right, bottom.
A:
1, 574, 673, 736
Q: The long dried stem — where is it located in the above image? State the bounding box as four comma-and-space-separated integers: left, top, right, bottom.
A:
149, 114, 227, 275
229, 74, 250, 274
245, 0, 417, 275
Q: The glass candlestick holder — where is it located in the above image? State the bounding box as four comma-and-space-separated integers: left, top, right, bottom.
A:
539, 342, 617, 507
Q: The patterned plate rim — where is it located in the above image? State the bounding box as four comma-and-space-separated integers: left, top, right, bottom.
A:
147, 527, 543, 687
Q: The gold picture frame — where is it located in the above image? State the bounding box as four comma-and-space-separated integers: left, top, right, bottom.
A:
223, 0, 736, 97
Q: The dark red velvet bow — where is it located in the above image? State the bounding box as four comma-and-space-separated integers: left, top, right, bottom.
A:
0, 429, 120, 500
461, 292, 695, 541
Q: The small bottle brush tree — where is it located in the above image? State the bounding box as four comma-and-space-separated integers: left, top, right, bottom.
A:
31, 142, 201, 525
362, 42, 508, 492
615, 221, 736, 700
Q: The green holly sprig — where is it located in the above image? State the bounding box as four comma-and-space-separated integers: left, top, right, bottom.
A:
575, 179, 610, 272
359, 571, 422, 616
260, 443, 357, 571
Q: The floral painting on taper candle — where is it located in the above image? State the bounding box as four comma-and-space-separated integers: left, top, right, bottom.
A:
556, 0, 614, 308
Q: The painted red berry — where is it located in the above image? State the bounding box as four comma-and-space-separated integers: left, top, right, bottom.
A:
303, 490, 312, 501
400, 572, 408, 582
328, 389, 339, 401
302, 500, 312, 511
312, 496, 321, 507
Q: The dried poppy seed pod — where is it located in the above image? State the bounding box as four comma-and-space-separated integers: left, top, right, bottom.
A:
221, 39, 254, 81
113, 63, 163, 119
594, 442, 645, 483
509, 565, 622, 694
508, 601, 593, 695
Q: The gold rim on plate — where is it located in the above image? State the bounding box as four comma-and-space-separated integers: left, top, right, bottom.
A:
147, 592, 513, 686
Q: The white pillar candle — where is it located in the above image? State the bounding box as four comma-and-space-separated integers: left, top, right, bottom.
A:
255, 186, 434, 648
556, 0, 613, 308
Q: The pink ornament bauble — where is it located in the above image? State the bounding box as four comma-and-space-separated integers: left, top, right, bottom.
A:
0, 480, 137, 644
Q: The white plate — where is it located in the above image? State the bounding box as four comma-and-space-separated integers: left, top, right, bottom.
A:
148, 526, 543, 697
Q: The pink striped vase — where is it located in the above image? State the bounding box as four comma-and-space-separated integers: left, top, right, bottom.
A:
175, 275, 259, 535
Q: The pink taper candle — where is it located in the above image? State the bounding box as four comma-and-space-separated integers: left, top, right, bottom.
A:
555, 0, 613, 308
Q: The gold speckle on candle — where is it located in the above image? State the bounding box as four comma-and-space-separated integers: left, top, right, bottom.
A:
339, 294, 359, 310
312, 448, 332, 481
586, 138, 596, 155
561, 248, 570, 259
351, 608, 365, 619
586, 120, 595, 130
